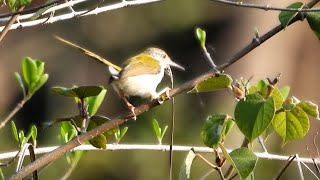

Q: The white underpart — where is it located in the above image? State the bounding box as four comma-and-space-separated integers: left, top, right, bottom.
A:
114, 67, 165, 99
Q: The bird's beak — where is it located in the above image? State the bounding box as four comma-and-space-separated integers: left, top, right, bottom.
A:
169, 61, 185, 71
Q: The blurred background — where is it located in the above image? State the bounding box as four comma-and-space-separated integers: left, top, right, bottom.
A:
0, 0, 320, 179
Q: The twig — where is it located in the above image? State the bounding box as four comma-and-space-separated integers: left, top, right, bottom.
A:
16, 143, 38, 180
0, 144, 317, 163
0, 6, 25, 43
211, 0, 320, 12
296, 154, 305, 180
194, 154, 225, 180
0, 0, 164, 31
274, 155, 296, 180
0, 98, 28, 130
0, 0, 64, 18
258, 136, 268, 153
300, 161, 320, 180
9, 0, 320, 178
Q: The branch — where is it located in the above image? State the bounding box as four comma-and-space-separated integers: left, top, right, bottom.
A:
211, 0, 320, 12
0, 0, 163, 31
1, 144, 318, 163
0, 98, 28, 130
9, 0, 320, 178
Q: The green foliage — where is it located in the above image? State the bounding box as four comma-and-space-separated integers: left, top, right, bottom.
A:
306, 12, 320, 40
152, 119, 168, 144
8, 0, 32, 11
11, 121, 37, 147
297, 101, 319, 119
179, 149, 196, 180
84, 89, 107, 116
195, 28, 206, 48
273, 105, 309, 144
235, 94, 275, 142
115, 126, 128, 144
52, 86, 104, 99
279, 86, 290, 99
223, 146, 257, 180
189, 74, 233, 93
14, 57, 48, 99
278, 2, 304, 29
201, 114, 234, 148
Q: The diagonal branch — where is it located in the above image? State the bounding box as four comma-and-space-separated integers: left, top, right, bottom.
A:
8, 0, 320, 179
211, 0, 320, 12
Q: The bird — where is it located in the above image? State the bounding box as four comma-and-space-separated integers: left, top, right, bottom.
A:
108, 47, 185, 118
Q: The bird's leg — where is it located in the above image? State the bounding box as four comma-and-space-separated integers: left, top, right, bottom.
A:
156, 87, 171, 104
119, 91, 137, 120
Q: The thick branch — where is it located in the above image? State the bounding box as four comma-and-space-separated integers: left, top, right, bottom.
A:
211, 0, 320, 12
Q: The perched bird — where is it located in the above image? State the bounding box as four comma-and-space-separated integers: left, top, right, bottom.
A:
108, 47, 184, 118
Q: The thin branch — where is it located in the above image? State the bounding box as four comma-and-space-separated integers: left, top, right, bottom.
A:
296, 154, 305, 180
274, 155, 296, 180
300, 161, 320, 180
0, 0, 163, 31
0, 6, 25, 43
194, 154, 225, 180
0, 0, 64, 18
1, 144, 318, 163
211, 0, 320, 12
9, 0, 320, 178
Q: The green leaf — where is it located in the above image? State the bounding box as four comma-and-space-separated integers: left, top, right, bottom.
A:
29, 74, 48, 95
201, 114, 234, 148
31, 125, 37, 142
90, 116, 117, 137
297, 101, 319, 119
22, 57, 38, 87
272, 106, 309, 144
196, 28, 206, 48
85, 89, 107, 116
280, 86, 290, 99
18, 130, 25, 146
229, 148, 258, 180
120, 127, 128, 140
152, 119, 161, 140
279, 2, 304, 29
52, 86, 103, 99
35, 60, 44, 78
14, 72, 26, 97
189, 74, 233, 93
8, 0, 32, 11
87, 121, 107, 149
235, 94, 275, 142
306, 12, 320, 40
256, 80, 267, 91
160, 126, 168, 139
179, 149, 196, 180
11, 121, 19, 143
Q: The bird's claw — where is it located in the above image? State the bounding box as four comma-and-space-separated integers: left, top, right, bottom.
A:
157, 88, 171, 104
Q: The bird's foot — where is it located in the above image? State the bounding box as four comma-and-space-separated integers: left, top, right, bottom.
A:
157, 87, 171, 104
127, 104, 137, 121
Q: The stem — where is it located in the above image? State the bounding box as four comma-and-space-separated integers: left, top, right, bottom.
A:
274, 155, 296, 180
195, 154, 225, 180
0, 97, 28, 130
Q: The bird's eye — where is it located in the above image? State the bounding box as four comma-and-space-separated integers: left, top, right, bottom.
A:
162, 54, 167, 58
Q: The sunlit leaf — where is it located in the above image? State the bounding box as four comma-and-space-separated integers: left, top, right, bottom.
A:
11, 121, 19, 143
85, 89, 107, 116
152, 119, 161, 140
189, 74, 233, 93
29, 74, 48, 95
22, 57, 37, 87
14, 72, 26, 96
280, 86, 290, 99
8, 0, 32, 11
297, 101, 319, 119
273, 105, 309, 144
196, 28, 206, 48
279, 2, 304, 29
259, 86, 284, 109
179, 149, 196, 180
235, 94, 275, 142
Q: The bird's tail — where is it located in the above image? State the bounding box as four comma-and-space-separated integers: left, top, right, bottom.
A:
53, 35, 122, 71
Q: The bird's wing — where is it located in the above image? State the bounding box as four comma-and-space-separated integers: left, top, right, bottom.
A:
120, 54, 161, 79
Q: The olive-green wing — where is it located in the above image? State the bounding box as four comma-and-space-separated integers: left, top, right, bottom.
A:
120, 54, 161, 79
